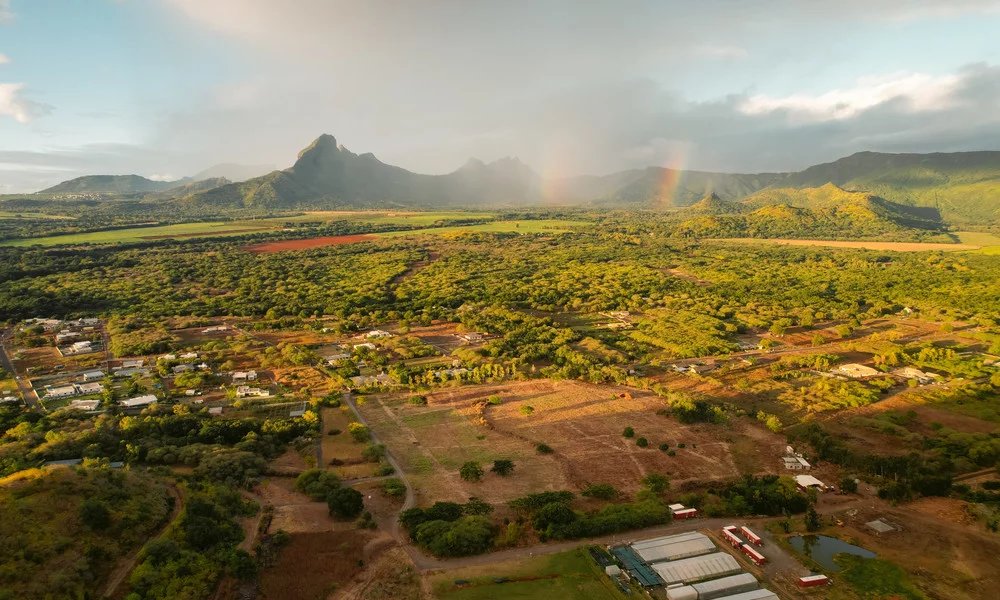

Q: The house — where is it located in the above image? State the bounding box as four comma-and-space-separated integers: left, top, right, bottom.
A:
180, 352, 198, 360
160, 353, 177, 361
353, 342, 377, 351
208, 406, 223, 415
458, 332, 485, 343
202, 325, 228, 333
55, 331, 81, 343
113, 367, 149, 378
46, 385, 80, 399
121, 359, 144, 369
172, 364, 194, 374
833, 363, 880, 378
325, 353, 350, 364
350, 373, 392, 387
184, 389, 200, 396
76, 382, 103, 395
69, 399, 101, 411
795, 475, 826, 492
81, 370, 105, 382
196, 362, 210, 370
365, 329, 393, 339
782, 456, 811, 470
65, 340, 94, 354
892, 367, 941, 384
120, 394, 157, 408
232, 370, 257, 382
235, 386, 270, 398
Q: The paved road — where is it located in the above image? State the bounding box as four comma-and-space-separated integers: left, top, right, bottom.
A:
0, 327, 41, 409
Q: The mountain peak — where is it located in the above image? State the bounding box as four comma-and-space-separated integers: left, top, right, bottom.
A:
297, 133, 339, 159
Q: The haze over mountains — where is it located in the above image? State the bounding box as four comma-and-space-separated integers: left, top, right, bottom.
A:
32, 134, 1000, 225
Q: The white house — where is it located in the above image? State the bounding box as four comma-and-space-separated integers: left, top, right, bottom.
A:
172, 364, 194, 374
365, 329, 393, 339
121, 359, 144, 369
833, 363, 880, 378
76, 382, 104, 395
795, 474, 826, 491
353, 342, 377, 351
81, 370, 105, 382
235, 386, 270, 398
46, 385, 80, 399
232, 370, 257, 382
69, 399, 101, 411
120, 394, 157, 408
180, 352, 198, 360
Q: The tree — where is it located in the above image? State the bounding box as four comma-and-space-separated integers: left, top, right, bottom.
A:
636, 437, 649, 448
80, 498, 111, 530
622, 426, 635, 438
840, 476, 859, 494
536, 443, 553, 454
805, 505, 821, 532
327, 487, 364, 519
459, 461, 484, 482
348, 422, 371, 443
642, 473, 670, 494
582, 483, 619, 500
491, 459, 515, 476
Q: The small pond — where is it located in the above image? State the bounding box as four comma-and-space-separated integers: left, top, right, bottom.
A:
787, 535, 876, 572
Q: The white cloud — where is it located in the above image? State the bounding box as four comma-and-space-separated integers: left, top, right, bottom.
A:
692, 44, 748, 60
0, 54, 9, 65
739, 72, 962, 122
0, 83, 53, 122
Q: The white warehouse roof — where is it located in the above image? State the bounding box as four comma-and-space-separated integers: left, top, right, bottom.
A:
633, 532, 716, 563
120, 394, 157, 408
652, 552, 742, 585
632, 531, 705, 550
693, 573, 759, 599
713, 590, 779, 600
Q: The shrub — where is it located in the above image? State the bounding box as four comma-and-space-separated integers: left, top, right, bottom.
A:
840, 476, 859, 494
414, 516, 495, 557
295, 469, 341, 501
622, 426, 635, 438
519, 405, 535, 416
362, 443, 386, 463
408, 395, 428, 406
348, 422, 370, 443
536, 443, 554, 454
373, 463, 395, 476
460, 461, 484, 482
642, 473, 670, 494
382, 478, 406, 498
486, 395, 502, 405
636, 437, 649, 448
491, 459, 515, 476
80, 498, 111, 530
327, 487, 364, 519
658, 443, 670, 452
463, 497, 493, 516
327, 428, 342, 436
582, 483, 619, 500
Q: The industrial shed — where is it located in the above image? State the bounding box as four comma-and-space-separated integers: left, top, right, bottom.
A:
666, 572, 760, 600
632, 532, 715, 563
652, 552, 742, 585
713, 589, 779, 600
610, 546, 663, 588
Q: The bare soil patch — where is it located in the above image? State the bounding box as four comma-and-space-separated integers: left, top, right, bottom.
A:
245, 234, 377, 253
258, 530, 373, 600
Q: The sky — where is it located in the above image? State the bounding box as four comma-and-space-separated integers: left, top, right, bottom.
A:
2, 0, 1000, 192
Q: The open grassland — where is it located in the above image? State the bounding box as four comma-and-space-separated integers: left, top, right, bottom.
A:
358, 380, 777, 505
432, 548, 627, 600
0, 210, 501, 246
710, 237, 981, 252
377, 219, 590, 237
956, 230, 1000, 255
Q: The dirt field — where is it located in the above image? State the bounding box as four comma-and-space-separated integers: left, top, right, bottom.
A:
245, 234, 377, 253
321, 406, 377, 479
258, 530, 374, 600
711, 237, 980, 252
360, 380, 784, 505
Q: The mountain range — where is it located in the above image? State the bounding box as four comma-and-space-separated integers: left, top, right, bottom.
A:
34, 134, 1000, 225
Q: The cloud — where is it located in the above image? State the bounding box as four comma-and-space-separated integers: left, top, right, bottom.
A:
0, 54, 9, 65
0, 83, 53, 123
740, 72, 962, 122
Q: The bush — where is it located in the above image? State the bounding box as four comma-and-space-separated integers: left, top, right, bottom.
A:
642, 474, 669, 494
348, 422, 371, 443
382, 478, 406, 498
373, 463, 394, 476
414, 516, 495, 557
460, 461, 484, 482
582, 483, 619, 500
327, 487, 364, 519
362, 443, 386, 463
486, 395, 502, 405
491, 459, 515, 476
463, 497, 493, 516
408, 395, 428, 406
536, 443, 553, 454
622, 426, 634, 438
519, 405, 534, 416
294, 469, 341, 501
636, 437, 649, 448
840, 476, 859, 494
80, 498, 111, 530
327, 428, 341, 436
658, 443, 670, 452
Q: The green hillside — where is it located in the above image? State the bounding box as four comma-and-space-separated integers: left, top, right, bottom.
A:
40, 174, 182, 195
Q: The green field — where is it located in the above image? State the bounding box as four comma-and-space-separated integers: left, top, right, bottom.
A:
0, 211, 75, 220
0, 211, 501, 246
956, 231, 1000, 255
378, 219, 589, 237
432, 548, 628, 600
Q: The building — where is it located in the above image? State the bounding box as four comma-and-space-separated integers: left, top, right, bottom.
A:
202, 325, 228, 333
350, 373, 392, 387
55, 331, 81, 343
631, 532, 716, 563
69, 399, 101, 411
81, 370, 105, 382
120, 394, 157, 408
833, 363, 880, 378
121, 359, 144, 369
865, 518, 898, 535
180, 351, 198, 359
892, 367, 941, 384
235, 385, 270, 398
325, 353, 350, 364
365, 329, 393, 339
208, 406, 223, 415
794, 474, 826, 491
46, 385, 80, 399
76, 382, 103, 395
113, 367, 149, 378
458, 332, 485, 343
651, 552, 742, 585
609, 546, 663, 588
353, 342, 377, 351
713, 590, 778, 600
172, 364, 194, 374
798, 574, 831, 588
666, 573, 760, 600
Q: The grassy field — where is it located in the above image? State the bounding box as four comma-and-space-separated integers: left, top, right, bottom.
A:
0, 211, 502, 246
710, 237, 980, 252
377, 219, 589, 237
431, 548, 628, 600
955, 231, 1000, 255
0, 211, 75, 220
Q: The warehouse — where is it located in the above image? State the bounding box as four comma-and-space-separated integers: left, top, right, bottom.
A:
713, 589, 779, 600
665, 573, 759, 600
610, 546, 663, 588
651, 552, 742, 585
632, 532, 715, 563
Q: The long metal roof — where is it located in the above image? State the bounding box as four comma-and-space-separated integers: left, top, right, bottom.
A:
611, 546, 663, 588
692, 573, 759, 600
713, 590, 779, 600
651, 552, 742, 585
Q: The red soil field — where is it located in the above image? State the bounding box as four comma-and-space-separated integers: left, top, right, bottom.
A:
245, 234, 376, 253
